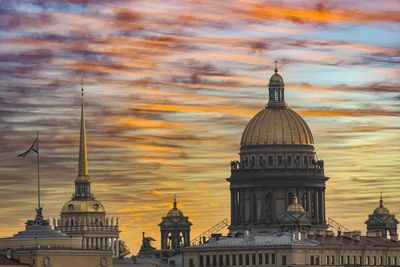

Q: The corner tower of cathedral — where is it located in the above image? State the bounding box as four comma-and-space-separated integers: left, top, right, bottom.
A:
55, 86, 120, 257
227, 65, 329, 234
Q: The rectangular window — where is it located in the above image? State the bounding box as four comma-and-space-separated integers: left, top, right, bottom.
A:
206, 255, 210, 266
213, 255, 216, 266
366, 256, 370, 265
252, 254, 256, 265
259, 156, 264, 167
239, 254, 243, 266
340, 256, 343, 265
282, 256, 287, 265
387, 256, 391, 266
316, 256, 319, 265
258, 254, 262, 265
271, 254, 275, 264
393, 256, 397, 266
380, 256, 383, 265
190, 259, 194, 267
251, 156, 255, 167
304, 156, 308, 165
373, 256, 376, 265
245, 254, 249, 265
331, 256, 335, 265
265, 254, 269, 264
296, 155, 300, 166
359, 256, 362, 265
268, 156, 273, 166
325, 256, 329, 265
346, 256, 349, 264
287, 156, 292, 166
232, 255, 236, 266
219, 255, 223, 266
200, 256, 204, 267
310, 256, 314, 265
278, 156, 282, 166
226, 255, 230, 266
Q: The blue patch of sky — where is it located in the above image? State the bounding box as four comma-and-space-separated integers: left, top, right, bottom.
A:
285, 64, 382, 86
301, 23, 400, 48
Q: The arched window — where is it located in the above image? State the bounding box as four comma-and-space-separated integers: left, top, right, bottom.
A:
265, 193, 273, 222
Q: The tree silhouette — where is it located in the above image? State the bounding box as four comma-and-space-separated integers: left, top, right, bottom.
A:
118, 240, 131, 259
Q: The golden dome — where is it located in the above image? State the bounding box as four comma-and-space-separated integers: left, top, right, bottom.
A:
61, 199, 105, 213
287, 196, 305, 212
167, 208, 183, 217
373, 197, 390, 215
241, 107, 314, 146
167, 196, 184, 217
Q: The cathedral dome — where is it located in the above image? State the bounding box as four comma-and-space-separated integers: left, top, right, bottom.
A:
241, 107, 314, 147
61, 199, 105, 213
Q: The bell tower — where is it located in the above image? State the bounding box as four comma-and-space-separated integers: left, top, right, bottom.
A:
159, 196, 192, 250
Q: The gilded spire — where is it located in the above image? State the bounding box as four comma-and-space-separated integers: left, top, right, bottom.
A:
77, 82, 88, 178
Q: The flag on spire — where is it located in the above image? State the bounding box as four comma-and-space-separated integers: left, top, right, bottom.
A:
18, 137, 39, 157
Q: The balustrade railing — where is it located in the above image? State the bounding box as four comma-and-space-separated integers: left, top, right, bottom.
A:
230, 162, 324, 177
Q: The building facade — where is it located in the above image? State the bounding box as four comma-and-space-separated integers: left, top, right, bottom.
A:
0, 209, 113, 267
228, 68, 328, 234
183, 231, 400, 267
54, 88, 120, 257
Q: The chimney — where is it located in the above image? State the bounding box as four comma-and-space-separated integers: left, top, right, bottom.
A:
6, 248, 12, 259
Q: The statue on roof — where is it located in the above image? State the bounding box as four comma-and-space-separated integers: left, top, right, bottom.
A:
138, 232, 157, 258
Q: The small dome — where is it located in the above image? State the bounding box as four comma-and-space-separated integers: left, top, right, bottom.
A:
373, 197, 390, 215
269, 73, 284, 87
61, 199, 105, 213
167, 197, 184, 217
241, 107, 314, 147
167, 207, 184, 217
287, 196, 305, 212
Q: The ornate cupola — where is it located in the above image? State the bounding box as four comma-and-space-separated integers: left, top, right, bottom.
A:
267, 60, 287, 108
365, 195, 398, 240
228, 62, 329, 234
279, 196, 312, 233
159, 196, 192, 250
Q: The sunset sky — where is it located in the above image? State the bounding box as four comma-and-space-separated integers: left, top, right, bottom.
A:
0, 0, 399, 254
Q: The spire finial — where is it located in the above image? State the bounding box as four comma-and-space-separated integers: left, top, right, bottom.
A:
274, 59, 278, 73
380, 192, 383, 207
173, 194, 177, 208
77, 83, 88, 178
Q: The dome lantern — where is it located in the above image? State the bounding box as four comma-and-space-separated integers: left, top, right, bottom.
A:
267, 60, 286, 108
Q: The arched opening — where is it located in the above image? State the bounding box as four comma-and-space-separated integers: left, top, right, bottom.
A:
252, 194, 257, 223
264, 193, 273, 223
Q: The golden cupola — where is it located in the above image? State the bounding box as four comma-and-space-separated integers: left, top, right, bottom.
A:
373, 195, 390, 215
